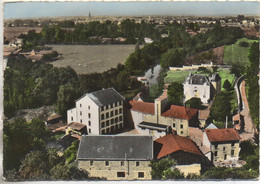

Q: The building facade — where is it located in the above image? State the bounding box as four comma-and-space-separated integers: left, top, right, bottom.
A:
129, 90, 198, 139
203, 128, 240, 165
67, 88, 125, 135
77, 135, 153, 180
183, 73, 221, 104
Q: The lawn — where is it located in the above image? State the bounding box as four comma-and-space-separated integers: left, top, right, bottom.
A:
165, 68, 235, 91
223, 38, 259, 66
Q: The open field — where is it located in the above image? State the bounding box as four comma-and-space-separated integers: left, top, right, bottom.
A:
165, 68, 235, 90
4, 27, 42, 41
48, 45, 136, 74
223, 38, 258, 66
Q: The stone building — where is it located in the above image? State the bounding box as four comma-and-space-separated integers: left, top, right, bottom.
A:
77, 135, 153, 180
203, 128, 241, 166
67, 88, 125, 135
183, 73, 221, 104
130, 90, 199, 139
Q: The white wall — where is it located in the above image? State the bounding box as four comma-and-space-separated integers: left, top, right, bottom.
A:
67, 107, 77, 123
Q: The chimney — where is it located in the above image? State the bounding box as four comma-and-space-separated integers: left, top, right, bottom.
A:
225, 116, 228, 128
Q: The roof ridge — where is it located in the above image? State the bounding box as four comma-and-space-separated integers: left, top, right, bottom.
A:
171, 134, 182, 151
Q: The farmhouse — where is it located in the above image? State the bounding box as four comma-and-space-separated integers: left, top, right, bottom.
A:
130, 90, 199, 139
183, 73, 221, 104
203, 128, 241, 166
154, 133, 203, 176
67, 88, 125, 135
77, 135, 153, 180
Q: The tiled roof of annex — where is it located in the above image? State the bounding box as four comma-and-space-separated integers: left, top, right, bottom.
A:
129, 100, 198, 120
205, 128, 240, 143
154, 134, 203, 159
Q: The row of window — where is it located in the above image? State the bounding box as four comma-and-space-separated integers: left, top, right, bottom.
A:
117, 172, 144, 178
101, 123, 124, 134
101, 108, 123, 120
79, 104, 90, 109
90, 161, 140, 167
101, 101, 123, 111
101, 116, 123, 128
172, 123, 183, 129
214, 150, 235, 157
214, 143, 235, 149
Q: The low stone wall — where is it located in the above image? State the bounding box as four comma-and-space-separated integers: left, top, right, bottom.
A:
169, 62, 214, 71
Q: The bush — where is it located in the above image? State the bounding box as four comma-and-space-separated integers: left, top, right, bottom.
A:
239, 41, 249, 47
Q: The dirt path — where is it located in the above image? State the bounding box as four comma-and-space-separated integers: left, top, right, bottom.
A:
239, 80, 254, 141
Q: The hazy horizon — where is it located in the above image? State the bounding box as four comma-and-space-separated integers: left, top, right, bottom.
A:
4, 1, 260, 19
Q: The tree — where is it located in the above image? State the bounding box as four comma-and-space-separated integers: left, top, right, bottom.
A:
223, 79, 232, 91
239, 41, 249, 47
50, 164, 70, 180
160, 48, 186, 69
64, 140, 79, 164
19, 151, 49, 180
209, 92, 231, 121
150, 158, 176, 180
162, 168, 185, 179
167, 82, 184, 106
230, 63, 246, 77
185, 98, 203, 109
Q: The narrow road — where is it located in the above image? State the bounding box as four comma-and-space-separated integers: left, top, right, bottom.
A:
239, 80, 254, 141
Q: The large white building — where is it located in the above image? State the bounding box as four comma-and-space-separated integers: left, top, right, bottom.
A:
183, 73, 221, 104
67, 88, 125, 135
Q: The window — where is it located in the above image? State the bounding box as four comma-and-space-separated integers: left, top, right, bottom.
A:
115, 117, 118, 123
115, 102, 118, 107
89, 129, 91, 133
173, 123, 175, 128
115, 110, 118, 115
106, 120, 109, 126
111, 103, 113, 108
121, 161, 124, 166
71, 117, 73, 121
180, 131, 183, 134
138, 172, 144, 178
88, 113, 91, 118
101, 122, 105, 128
223, 147, 226, 151
180, 124, 183, 129
119, 101, 122, 105
157, 130, 162, 133
102, 130, 105, 134
106, 128, 110, 134
117, 172, 125, 178
90, 161, 93, 166
80, 104, 82, 107
111, 119, 114, 124
106, 112, 109, 118
119, 108, 122, 114
214, 144, 218, 149
119, 116, 122, 121
105, 161, 109, 166
231, 150, 234, 156
110, 111, 114, 117
231, 142, 235, 147
88, 106, 90, 109
215, 151, 218, 156
101, 106, 104, 111
141, 127, 145, 130
88, 121, 91, 126
101, 114, 104, 120
224, 154, 227, 160
136, 161, 140, 166
80, 111, 82, 115
80, 119, 82, 123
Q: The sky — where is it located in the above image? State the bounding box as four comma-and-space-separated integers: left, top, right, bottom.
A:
4, 1, 260, 19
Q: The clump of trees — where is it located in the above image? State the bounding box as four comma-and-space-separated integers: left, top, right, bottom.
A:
185, 98, 203, 109
167, 82, 184, 106
245, 42, 259, 126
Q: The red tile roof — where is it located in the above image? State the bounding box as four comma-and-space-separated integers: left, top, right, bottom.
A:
129, 100, 155, 114
205, 128, 240, 143
198, 110, 210, 120
154, 134, 203, 159
161, 105, 198, 120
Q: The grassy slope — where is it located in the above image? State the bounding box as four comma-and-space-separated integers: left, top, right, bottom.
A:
165, 68, 235, 90
223, 38, 258, 65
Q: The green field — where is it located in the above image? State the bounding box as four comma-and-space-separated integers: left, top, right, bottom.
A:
165, 68, 235, 90
223, 38, 258, 66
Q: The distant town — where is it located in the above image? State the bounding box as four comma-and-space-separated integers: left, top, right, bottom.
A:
3, 14, 259, 181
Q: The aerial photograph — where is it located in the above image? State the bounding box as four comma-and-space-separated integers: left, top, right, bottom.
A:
2, 1, 259, 181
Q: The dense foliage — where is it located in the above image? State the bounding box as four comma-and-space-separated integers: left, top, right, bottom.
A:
209, 92, 231, 121
185, 98, 203, 109
245, 42, 259, 126
167, 82, 184, 106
